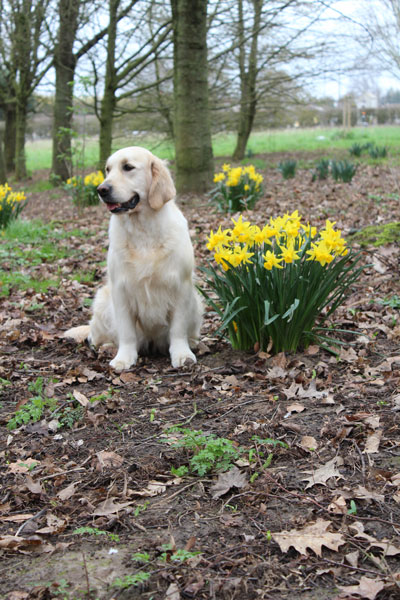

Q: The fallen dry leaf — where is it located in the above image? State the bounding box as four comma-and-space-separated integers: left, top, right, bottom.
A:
363, 430, 382, 454
8, 458, 40, 474
57, 481, 78, 501
299, 436, 318, 451
211, 466, 247, 499
72, 389, 90, 407
285, 402, 305, 416
164, 582, 181, 600
345, 550, 359, 568
96, 450, 124, 469
273, 518, 345, 556
92, 498, 133, 516
36, 513, 67, 535
338, 575, 385, 599
0, 513, 34, 523
302, 456, 344, 489
25, 475, 44, 495
0, 535, 53, 553
328, 495, 347, 514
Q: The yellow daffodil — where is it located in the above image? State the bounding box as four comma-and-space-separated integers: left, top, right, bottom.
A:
207, 226, 231, 251
306, 242, 334, 266
214, 172, 225, 183
231, 215, 253, 243
280, 242, 301, 264
263, 250, 283, 270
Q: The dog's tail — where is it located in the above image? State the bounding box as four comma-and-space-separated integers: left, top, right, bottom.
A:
63, 325, 90, 344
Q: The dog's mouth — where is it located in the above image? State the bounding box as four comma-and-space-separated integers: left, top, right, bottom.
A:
103, 193, 140, 214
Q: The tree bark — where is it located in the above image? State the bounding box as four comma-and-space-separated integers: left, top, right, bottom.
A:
4, 104, 16, 174
232, 0, 262, 161
98, 0, 119, 168
171, 0, 214, 194
51, 0, 80, 181
15, 100, 28, 179
0, 125, 6, 184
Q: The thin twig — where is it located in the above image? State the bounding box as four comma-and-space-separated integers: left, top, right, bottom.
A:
15, 508, 47, 537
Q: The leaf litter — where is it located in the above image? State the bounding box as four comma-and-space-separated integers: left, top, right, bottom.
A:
1, 159, 400, 598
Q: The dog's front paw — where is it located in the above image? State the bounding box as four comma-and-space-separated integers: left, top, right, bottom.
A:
170, 346, 197, 369
110, 348, 138, 372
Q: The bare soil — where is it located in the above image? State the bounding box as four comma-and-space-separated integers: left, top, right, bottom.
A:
1, 155, 400, 600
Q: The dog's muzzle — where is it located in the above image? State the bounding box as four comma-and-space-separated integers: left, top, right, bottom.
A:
97, 183, 140, 214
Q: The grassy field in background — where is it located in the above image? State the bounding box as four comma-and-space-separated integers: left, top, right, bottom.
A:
25, 125, 400, 173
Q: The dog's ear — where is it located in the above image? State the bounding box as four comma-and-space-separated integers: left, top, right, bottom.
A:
148, 157, 176, 210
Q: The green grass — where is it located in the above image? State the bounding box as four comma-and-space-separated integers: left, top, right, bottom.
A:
25, 126, 400, 173
0, 219, 77, 297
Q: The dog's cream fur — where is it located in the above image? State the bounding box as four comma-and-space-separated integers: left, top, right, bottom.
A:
64, 146, 203, 372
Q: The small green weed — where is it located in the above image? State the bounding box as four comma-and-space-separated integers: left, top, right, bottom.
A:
134, 501, 149, 517
112, 572, 150, 589
164, 426, 243, 475
377, 294, 400, 309
278, 159, 297, 179
72, 526, 120, 542
160, 543, 202, 562
132, 552, 151, 563
7, 377, 57, 430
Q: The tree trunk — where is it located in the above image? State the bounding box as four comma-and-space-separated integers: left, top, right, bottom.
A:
0, 125, 6, 184
4, 104, 16, 173
51, 0, 80, 181
171, 0, 213, 194
98, 0, 119, 168
15, 100, 27, 179
232, 0, 262, 161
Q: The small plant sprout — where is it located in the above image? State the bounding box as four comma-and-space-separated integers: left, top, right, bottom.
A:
163, 426, 243, 475
72, 526, 120, 542
112, 572, 150, 589
134, 501, 149, 517
160, 543, 202, 563
132, 551, 151, 563
348, 500, 357, 515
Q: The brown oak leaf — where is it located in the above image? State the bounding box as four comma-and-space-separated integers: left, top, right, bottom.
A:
273, 518, 345, 556
302, 456, 344, 489
338, 576, 385, 599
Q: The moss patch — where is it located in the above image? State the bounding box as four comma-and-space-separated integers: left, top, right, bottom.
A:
349, 221, 400, 247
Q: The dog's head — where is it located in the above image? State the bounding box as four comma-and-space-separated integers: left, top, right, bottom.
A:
97, 146, 176, 214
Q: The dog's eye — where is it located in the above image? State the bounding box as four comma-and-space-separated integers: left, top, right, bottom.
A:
123, 164, 135, 172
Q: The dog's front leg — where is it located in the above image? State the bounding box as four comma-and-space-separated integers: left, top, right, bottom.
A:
169, 287, 197, 368
109, 284, 138, 372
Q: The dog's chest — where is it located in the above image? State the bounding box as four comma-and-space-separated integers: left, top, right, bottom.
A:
110, 239, 173, 290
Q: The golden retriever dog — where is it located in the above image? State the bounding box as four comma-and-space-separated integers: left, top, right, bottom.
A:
64, 146, 203, 372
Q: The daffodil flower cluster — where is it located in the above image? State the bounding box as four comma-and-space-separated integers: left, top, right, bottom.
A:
207, 212, 348, 271
65, 171, 104, 208
201, 211, 363, 354
210, 163, 264, 213
0, 183, 27, 229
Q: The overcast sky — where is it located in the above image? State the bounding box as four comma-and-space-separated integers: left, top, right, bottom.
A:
309, 0, 400, 99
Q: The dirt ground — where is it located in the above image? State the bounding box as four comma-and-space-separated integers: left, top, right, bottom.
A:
1, 154, 400, 600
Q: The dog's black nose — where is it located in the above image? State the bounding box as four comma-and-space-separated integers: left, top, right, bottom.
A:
97, 183, 112, 198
